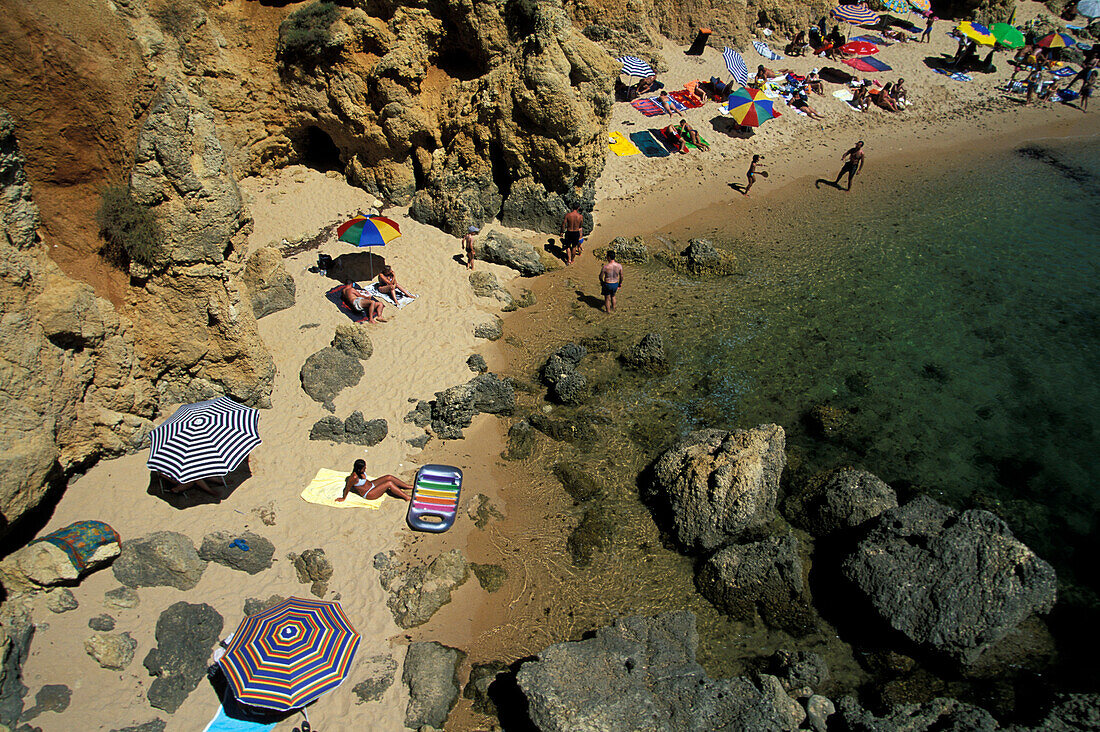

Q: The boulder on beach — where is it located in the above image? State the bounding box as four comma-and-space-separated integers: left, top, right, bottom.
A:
290, 548, 333, 597
695, 532, 817, 636
0, 521, 120, 593
841, 495, 1057, 666
142, 602, 223, 713
429, 374, 515, 439
649, 425, 786, 553
379, 550, 469, 628
198, 531, 274, 574
478, 230, 547, 276
111, 531, 206, 591
516, 611, 805, 732
403, 641, 466, 729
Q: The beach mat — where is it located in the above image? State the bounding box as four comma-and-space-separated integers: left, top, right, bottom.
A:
365, 282, 416, 308
301, 468, 386, 509
843, 57, 892, 72
669, 89, 704, 109
933, 68, 971, 81
202, 707, 276, 732
1052, 66, 1078, 78
683, 133, 710, 149
852, 34, 887, 45
819, 66, 855, 84
608, 130, 642, 156
753, 40, 783, 60
630, 96, 686, 116
628, 130, 671, 157
326, 284, 370, 322
832, 89, 855, 101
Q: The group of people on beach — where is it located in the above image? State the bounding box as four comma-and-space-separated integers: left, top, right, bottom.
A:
340, 264, 414, 324
1009, 44, 1097, 110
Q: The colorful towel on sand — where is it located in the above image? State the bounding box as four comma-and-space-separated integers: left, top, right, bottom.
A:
202, 708, 277, 732
1059, 88, 1081, 101
753, 40, 783, 60
33, 521, 120, 572
631, 96, 686, 116
608, 131, 642, 156
832, 89, 855, 101
325, 284, 370, 322
628, 130, 671, 157
843, 57, 892, 72
682, 133, 710, 149
852, 35, 888, 45
364, 282, 416, 308
669, 90, 705, 108
1052, 66, 1078, 78
301, 468, 385, 509
933, 68, 972, 81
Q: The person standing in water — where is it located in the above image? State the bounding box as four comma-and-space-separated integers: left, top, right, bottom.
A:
338, 459, 412, 502
743, 154, 765, 195
561, 207, 584, 264
833, 140, 865, 191
599, 250, 623, 313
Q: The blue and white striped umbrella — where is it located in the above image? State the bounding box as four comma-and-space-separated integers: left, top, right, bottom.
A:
832, 3, 880, 24
146, 396, 260, 484
722, 47, 750, 86
616, 56, 656, 77
219, 597, 361, 712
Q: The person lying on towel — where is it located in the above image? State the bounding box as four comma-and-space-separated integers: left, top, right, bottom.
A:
338, 459, 412, 502
676, 119, 709, 150
662, 124, 688, 153
342, 282, 387, 323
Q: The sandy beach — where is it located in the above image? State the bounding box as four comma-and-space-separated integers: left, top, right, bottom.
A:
15, 3, 1100, 729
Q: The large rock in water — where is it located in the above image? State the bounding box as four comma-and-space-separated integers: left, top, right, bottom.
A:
841, 495, 1057, 666
695, 532, 817, 636
783, 468, 898, 537
834, 695, 999, 731
516, 611, 805, 732
649, 426, 786, 553
477, 230, 547, 276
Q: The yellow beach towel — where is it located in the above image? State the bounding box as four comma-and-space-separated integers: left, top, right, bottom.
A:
301, 468, 385, 509
608, 131, 641, 157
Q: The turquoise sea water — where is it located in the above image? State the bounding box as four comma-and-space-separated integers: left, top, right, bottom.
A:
627, 136, 1100, 588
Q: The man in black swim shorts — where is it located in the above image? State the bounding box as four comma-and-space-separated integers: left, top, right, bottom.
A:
833, 140, 865, 191
561, 207, 584, 264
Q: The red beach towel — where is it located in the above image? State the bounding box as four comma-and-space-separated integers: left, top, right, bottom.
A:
631, 98, 665, 116
670, 89, 704, 108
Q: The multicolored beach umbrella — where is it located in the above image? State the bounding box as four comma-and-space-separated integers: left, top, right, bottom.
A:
219, 597, 361, 712
725, 86, 781, 127
990, 22, 1025, 49
908, 0, 931, 12
877, 0, 910, 15
336, 215, 402, 248
616, 56, 656, 78
722, 47, 750, 86
831, 4, 880, 25
146, 397, 260, 484
1036, 32, 1076, 48
957, 21, 997, 45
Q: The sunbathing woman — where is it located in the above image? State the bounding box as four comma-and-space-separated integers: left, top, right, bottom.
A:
791, 90, 826, 120
338, 459, 412, 502
675, 119, 709, 150
657, 90, 676, 116
851, 82, 872, 111
377, 264, 413, 301
875, 84, 900, 112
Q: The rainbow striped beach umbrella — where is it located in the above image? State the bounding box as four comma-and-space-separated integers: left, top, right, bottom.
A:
908, 0, 931, 12
832, 4, 880, 25
336, 215, 401, 248
725, 86, 781, 127
219, 597, 361, 712
1036, 32, 1076, 48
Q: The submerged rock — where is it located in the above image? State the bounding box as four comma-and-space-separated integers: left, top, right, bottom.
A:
567, 504, 614, 567
470, 563, 507, 593
463, 660, 508, 716
770, 650, 829, 693
834, 695, 998, 731
403, 641, 466, 729
695, 532, 817, 636
517, 611, 804, 732
552, 463, 603, 502
621, 332, 669, 374
784, 468, 898, 537
842, 495, 1057, 666
650, 425, 786, 553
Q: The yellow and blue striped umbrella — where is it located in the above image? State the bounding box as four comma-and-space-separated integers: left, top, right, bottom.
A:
832, 4, 880, 24
957, 21, 997, 45
219, 597, 361, 711
878, 0, 910, 15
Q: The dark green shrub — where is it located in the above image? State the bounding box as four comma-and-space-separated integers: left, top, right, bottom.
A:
277, 2, 340, 66
96, 185, 161, 268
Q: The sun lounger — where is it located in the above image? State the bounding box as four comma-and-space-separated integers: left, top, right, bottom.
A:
608, 131, 642, 156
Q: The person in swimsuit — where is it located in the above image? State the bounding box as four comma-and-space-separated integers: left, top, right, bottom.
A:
743, 154, 764, 195
675, 119, 709, 150
833, 140, 865, 191
561, 207, 584, 264
876, 84, 900, 112
656, 90, 676, 116
1081, 69, 1095, 112
599, 250, 623, 313
341, 283, 386, 323
792, 89, 825, 119
921, 16, 934, 43
377, 264, 413, 302
463, 226, 478, 270
337, 459, 412, 502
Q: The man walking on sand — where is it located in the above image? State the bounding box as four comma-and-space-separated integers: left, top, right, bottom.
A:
599, 250, 623, 313
562, 207, 584, 264
833, 140, 865, 191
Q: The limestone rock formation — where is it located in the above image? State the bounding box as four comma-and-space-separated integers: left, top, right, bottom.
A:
0, 521, 121, 594
841, 495, 1058, 666
516, 611, 805, 732
477, 231, 547, 277
649, 425, 786, 553
198, 531, 275, 575
375, 550, 469, 628
429, 374, 516, 439
111, 532, 207, 591
243, 246, 296, 319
